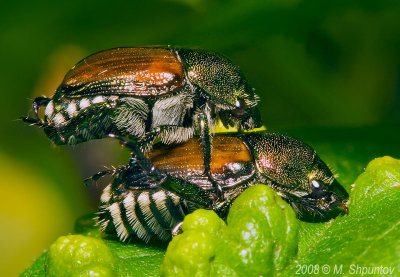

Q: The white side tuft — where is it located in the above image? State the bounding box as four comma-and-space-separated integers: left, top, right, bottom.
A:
123, 192, 150, 242
108, 202, 130, 241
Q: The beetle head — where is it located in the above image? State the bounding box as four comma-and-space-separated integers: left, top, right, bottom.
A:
178, 49, 262, 130
242, 133, 348, 220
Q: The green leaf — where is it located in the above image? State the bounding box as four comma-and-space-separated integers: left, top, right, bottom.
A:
21, 217, 165, 277
161, 186, 298, 277
20, 253, 47, 277
226, 185, 298, 273
104, 240, 165, 277
45, 235, 116, 277
160, 209, 226, 277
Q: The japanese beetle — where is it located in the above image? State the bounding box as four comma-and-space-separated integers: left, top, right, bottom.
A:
22, 47, 262, 188
98, 133, 348, 242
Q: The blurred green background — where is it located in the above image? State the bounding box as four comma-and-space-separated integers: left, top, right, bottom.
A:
1, 0, 399, 275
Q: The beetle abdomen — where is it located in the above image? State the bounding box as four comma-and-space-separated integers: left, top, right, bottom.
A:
61, 47, 185, 97
98, 184, 194, 242
42, 95, 121, 144
42, 90, 195, 146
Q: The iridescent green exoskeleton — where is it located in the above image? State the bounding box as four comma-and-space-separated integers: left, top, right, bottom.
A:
98, 133, 348, 242
22, 47, 262, 191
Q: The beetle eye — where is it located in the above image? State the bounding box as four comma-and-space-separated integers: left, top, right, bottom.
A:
235, 100, 241, 108
232, 99, 247, 117
235, 99, 246, 109
311, 180, 323, 190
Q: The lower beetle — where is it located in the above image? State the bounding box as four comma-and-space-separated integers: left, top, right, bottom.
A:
22, 47, 262, 189
98, 133, 348, 242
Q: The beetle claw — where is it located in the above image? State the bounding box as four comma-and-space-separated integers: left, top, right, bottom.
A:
21, 116, 50, 128
171, 222, 183, 237
340, 201, 349, 215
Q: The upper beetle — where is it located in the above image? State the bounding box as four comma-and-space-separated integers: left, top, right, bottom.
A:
23, 47, 262, 186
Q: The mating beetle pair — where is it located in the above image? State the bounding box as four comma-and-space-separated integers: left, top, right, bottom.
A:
24, 46, 348, 243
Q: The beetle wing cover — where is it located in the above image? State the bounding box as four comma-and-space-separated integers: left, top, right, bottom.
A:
149, 136, 252, 174
60, 47, 184, 97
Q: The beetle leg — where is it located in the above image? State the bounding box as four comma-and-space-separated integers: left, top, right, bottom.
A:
83, 165, 128, 186
107, 135, 214, 208
125, 157, 213, 208
109, 159, 162, 190
21, 116, 51, 127
160, 175, 213, 208
138, 127, 162, 153
197, 113, 224, 196
107, 134, 164, 181
139, 125, 194, 153
171, 221, 183, 237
